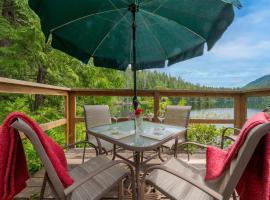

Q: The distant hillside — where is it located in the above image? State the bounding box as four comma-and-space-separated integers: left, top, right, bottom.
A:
244, 75, 270, 89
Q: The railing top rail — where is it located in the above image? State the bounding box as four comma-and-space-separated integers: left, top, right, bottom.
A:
1, 77, 270, 96
70, 88, 241, 97
0, 77, 70, 91
0, 77, 70, 96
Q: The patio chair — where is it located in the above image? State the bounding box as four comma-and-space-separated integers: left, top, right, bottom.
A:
83, 105, 114, 158
11, 118, 135, 200
162, 105, 192, 158
141, 122, 270, 200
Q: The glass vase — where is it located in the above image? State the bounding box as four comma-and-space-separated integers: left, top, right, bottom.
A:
135, 115, 143, 134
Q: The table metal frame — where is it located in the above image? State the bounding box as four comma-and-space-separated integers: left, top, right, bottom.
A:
89, 121, 186, 200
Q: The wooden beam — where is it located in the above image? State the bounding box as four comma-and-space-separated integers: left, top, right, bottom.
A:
40, 118, 67, 131
0, 77, 69, 96
70, 89, 154, 97
153, 91, 160, 122
64, 95, 69, 145
189, 119, 234, 124
68, 94, 76, 145
234, 94, 247, 129
71, 88, 240, 97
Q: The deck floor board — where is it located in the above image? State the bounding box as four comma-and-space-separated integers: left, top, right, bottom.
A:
14, 149, 207, 200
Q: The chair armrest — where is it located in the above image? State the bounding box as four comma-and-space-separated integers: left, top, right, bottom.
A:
64, 160, 135, 196
222, 127, 241, 136
177, 141, 208, 149
142, 165, 222, 200
220, 127, 240, 148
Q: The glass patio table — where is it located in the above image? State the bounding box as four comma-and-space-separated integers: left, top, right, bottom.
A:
89, 120, 186, 199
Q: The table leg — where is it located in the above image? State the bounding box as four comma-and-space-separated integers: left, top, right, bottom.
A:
134, 151, 141, 200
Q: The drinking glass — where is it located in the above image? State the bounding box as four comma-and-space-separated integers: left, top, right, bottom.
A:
158, 112, 165, 130
113, 110, 121, 129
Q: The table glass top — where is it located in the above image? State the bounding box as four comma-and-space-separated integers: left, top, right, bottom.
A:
89, 120, 186, 149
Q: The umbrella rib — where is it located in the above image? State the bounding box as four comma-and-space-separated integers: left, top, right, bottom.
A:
140, 0, 156, 6
139, 13, 168, 58
151, 0, 170, 14
141, 9, 206, 41
91, 12, 129, 57
108, 0, 130, 24
50, 7, 128, 33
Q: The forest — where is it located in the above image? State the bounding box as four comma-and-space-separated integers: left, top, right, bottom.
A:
0, 0, 268, 172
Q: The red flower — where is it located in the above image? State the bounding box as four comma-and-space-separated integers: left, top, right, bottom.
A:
134, 109, 144, 115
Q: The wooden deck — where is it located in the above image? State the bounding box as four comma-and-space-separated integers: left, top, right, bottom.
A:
14, 149, 206, 200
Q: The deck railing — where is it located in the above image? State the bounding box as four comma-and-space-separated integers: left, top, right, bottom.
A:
1, 77, 270, 144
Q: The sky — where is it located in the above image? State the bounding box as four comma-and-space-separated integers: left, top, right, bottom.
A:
155, 0, 270, 88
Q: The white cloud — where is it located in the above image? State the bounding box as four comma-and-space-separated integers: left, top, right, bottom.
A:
210, 39, 270, 60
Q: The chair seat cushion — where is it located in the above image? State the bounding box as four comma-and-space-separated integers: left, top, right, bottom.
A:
69, 155, 128, 200
146, 158, 212, 200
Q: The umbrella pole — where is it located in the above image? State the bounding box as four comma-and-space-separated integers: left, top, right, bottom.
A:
130, 3, 139, 110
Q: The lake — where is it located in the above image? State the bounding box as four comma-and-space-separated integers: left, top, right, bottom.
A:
190, 108, 261, 119
190, 108, 261, 127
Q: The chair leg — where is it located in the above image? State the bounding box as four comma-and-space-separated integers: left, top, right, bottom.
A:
140, 152, 144, 162
187, 144, 190, 161
112, 144, 116, 160
158, 147, 165, 162
140, 181, 145, 200
174, 138, 178, 158
118, 179, 124, 200
82, 142, 87, 163
40, 172, 48, 199
102, 147, 108, 155
93, 144, 99, 156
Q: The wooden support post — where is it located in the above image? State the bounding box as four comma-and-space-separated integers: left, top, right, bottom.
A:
153, 91, 160, 122
234, 94, 247, 131
68, 93, 76, 145
64, 95, 69, 145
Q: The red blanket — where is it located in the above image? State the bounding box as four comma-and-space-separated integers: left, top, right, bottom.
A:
0, 112, 74, 200
205, 112, 270, 200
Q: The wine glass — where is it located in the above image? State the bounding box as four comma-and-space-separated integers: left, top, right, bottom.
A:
113, 110, 121, 129
158, 111, 165, 130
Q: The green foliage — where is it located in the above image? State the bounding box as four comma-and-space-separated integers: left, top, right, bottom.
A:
187, 124, 233, 153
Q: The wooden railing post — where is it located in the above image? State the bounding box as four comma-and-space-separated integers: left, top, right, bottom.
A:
234, 94, 247, 130
153, 91, 160, 122
67, 92, 76, 145
64, 95, 69, 145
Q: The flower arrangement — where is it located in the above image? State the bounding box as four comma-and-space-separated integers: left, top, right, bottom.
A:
134, 108, 144, 116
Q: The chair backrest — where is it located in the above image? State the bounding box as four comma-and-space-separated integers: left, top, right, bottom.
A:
164, 105, 191, 128
210, 122, 270, 200
11, 118, 66, 199
83, 105, 111, 130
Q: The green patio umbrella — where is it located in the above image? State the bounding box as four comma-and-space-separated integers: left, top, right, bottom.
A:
29, 0, 240, 110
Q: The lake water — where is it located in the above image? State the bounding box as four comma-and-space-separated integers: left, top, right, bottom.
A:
190, 108, 261, 127
190, 108, 261, 119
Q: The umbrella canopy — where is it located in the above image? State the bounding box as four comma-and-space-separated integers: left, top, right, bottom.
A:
29, 0, 240, 109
